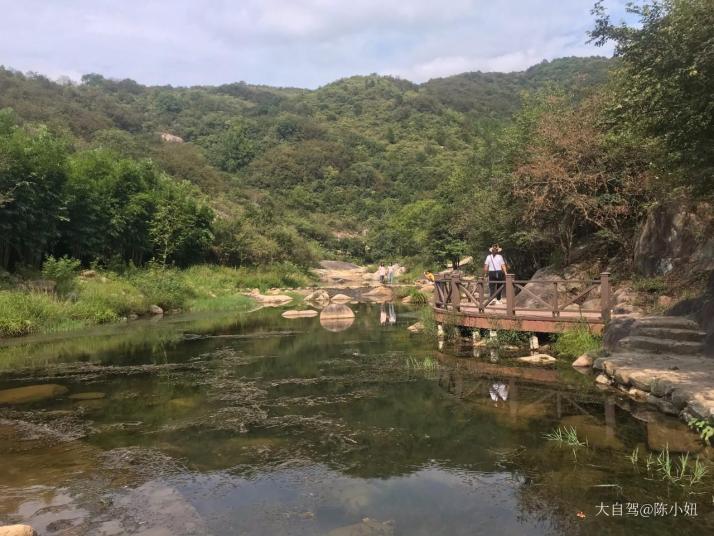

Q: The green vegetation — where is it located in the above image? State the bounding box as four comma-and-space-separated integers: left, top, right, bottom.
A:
395, 286, 429, 305
630, 445, 708, 487
544, 425, 588, 460
1, 1, 711, 339
496, 329, 531, 346
405, 355, 439, 372
544, 426, 588, 448
687, 417, 714, 446
552, 326, 602, 358
0, 263, 313, 337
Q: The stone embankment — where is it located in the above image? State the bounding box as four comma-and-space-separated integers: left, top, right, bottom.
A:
593, 316, 713, 422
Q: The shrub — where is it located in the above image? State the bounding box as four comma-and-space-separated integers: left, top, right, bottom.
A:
129, 268, 195, 310
71, 277, 148, 322
633, 276, 668, 294
41, 255, 81, 295
553, 326, 602, 358
497, 329, 530, 345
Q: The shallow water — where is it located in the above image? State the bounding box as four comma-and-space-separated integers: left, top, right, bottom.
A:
1, 304, 712, 535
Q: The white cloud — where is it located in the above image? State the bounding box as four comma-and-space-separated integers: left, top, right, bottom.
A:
0, 0, 628, 87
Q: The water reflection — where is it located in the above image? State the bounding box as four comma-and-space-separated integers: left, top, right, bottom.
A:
378, 302, 397, 326
0, 304, 712, 535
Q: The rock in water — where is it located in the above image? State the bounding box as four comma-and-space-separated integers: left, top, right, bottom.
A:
327, 518, 394, 536
250, 293, 293, 306
331, 293, 352, 303
517, 354, 556, 365
572, 353, 593, 368
407, 322, 424, 333
320, 304, 355, 332
149, 304, 164, 315
282, 309, 318, 318
0, 525, 38, 536
0, 384, 69, 405
304, 289, 331, 304
361, 286, 394, 301
320, 304, 355, 320
68, 392, 106, 401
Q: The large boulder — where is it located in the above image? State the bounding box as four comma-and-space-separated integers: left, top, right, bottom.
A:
320, 304, 355, 320
304, 289, 330, 304
361, 286, 394, 302
634, 197, 714, 277
330, 293, 352, 303
281, 309, 318, 318
249, 290, 293, 306
320, 304, 355, 332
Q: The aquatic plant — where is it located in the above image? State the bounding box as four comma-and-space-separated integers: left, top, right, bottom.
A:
405, 355, 439, 372
544, 426, 587, 448
687, 417, 714, 445
632, 445, 709, 487
627, 446, 639, 467
544, 425, 588, 461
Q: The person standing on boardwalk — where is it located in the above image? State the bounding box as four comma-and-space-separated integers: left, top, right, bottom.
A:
387, 264, 395, 285
484, 244, 507, 304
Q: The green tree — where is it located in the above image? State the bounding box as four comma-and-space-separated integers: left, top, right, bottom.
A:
150, 179, 214, 266
0, 121, 68, 269
590, 0, 714, 190
205, 123, 256, 172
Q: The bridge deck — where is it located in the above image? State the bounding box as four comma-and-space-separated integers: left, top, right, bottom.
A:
433, 303, 605, 334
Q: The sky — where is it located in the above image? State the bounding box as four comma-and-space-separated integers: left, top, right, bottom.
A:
0, 0, 629, 89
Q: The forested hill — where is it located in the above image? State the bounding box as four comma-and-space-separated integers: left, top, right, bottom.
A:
0, 56, 611, 269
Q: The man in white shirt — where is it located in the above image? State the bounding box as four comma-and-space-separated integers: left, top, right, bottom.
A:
483, 244, 507, 304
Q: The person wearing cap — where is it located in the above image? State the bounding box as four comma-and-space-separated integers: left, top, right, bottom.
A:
483, 244, 508, 304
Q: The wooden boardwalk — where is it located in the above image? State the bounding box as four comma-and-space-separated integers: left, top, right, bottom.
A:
433, 272, 611, 334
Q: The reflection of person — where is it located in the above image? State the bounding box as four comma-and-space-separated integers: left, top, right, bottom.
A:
489, 382, 509, 402
388, 302, 396, 325
377, 263, 386, 284
379, 302, 387, 325
483, 244, 507, 304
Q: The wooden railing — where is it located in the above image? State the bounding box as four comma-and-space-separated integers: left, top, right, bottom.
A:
434, 271, 611, 323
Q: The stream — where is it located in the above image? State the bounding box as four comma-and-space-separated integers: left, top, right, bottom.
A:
1, 304, 712, 535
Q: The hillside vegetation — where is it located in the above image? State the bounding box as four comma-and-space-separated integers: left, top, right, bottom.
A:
0, 0, 711, 282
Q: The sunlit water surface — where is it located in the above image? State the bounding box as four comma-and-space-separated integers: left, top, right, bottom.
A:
1, 304, 712, 535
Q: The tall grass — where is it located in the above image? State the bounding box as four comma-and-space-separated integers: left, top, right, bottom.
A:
552, 325, 602, 358
0, 262, 313, 339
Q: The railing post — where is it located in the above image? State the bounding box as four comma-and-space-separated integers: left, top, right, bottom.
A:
479, 276, 485, 312
506, 273, 515, 317
600, 272, 611, 323
451, 273, 461, 312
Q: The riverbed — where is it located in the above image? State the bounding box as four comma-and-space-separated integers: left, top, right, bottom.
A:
1, 304, 712, 535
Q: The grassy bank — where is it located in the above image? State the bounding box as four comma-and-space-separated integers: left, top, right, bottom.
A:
0, 262, 315, 338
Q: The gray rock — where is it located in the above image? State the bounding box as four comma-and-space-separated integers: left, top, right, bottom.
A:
634, 197, 713, 277
149, 304, 164, 315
